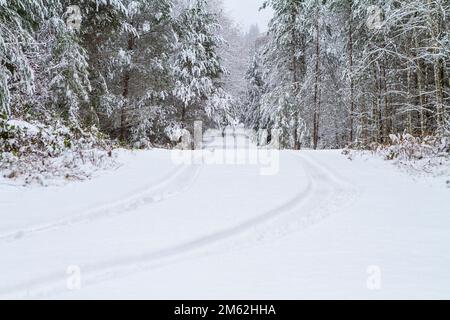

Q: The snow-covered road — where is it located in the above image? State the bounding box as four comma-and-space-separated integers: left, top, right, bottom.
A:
0, 132, 449, 299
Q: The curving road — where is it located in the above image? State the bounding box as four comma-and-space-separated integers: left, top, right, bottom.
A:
1, 129, 449, 299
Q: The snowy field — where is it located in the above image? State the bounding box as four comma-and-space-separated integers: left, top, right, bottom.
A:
0, 131, 449, 299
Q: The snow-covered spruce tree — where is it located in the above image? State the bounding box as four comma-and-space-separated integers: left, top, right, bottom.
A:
0, 0, 47, 117
43, 20, 91, 126
101, 0, 175, 146
0, 0, 93, 126
0, 1, 116, 183
172, 0, 227, 138
17, 0, 98, 130
0, 0, 127, 125
244, 50, 265, 132
74, 0, 129, 129
258, 0, 308, 149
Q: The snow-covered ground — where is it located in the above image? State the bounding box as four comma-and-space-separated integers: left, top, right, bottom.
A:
0, 131, 449, 299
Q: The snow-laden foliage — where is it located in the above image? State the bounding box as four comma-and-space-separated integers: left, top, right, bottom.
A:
44, 20, 91, 124
0, 115, 115, 185
1, 0, 235, 182
243, 53, 264, 130
243, 0, 449, 151
381, 134, 449, 162
343, 132, 450, 178
250, 0, 308, 149
99, 0, 176, 145
172, 0, 225, 107
0, 0, 46, 116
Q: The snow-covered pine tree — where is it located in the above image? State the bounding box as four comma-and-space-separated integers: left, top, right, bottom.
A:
75, 0, 129, 129
259, 0, 307, 149
43, 18, 91, 126
107, 0, 175, 146
244, 50, 265, 132
0, 0, 47, 117
1, 0, 92, 127
172, 0, 227, 137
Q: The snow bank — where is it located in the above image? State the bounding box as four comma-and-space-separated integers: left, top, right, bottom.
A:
344, 134, 450, 187
0, 117, 117, 186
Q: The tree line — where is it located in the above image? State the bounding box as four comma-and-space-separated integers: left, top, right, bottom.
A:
243, 0, 449, 149
2, 0, 448, 152
1, 0, 238, 148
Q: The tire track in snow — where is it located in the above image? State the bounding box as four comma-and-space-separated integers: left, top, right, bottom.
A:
245, 151, 356, 242
296, 151, 353, 189
0, 151, 353, 299
0, 163, 203, 244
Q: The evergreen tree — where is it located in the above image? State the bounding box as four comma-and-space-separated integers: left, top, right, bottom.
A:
244, 51, 265, 131
172, 0, 226, 134
109, 0, 175, 145
260, 0, 307, 148
0, 0, 46, 117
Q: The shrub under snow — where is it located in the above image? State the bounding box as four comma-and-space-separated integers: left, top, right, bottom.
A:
0, 116, 116, 186
382, 134, 449, 161
344, 133, 450, 181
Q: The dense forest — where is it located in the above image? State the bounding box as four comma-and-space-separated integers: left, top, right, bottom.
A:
245, 0, 449, 149
0, 0, 240, 147
0, 0, 449, 181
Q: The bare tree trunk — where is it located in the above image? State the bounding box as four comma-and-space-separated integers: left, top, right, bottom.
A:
434, 58, 445, 132
375, 63, 383, 143
417, 64, 426, 136
317, 87, 321, 147
428, 0, 445, 134
120, 32, 135, 142
382, 61, 389, 141
291, 7, 301, 150
313, 0, 321, 150
425, 59, 431, 134
406, 37, 414, 135
180, 105, 187, 129
407, 61, 413, 134
348, 3, 355, 144
120, 71, 130, 142
413, 34, 426, 137
292, 38, 300, 150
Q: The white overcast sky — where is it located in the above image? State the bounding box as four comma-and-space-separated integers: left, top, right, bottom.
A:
222, 0, 273, 32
